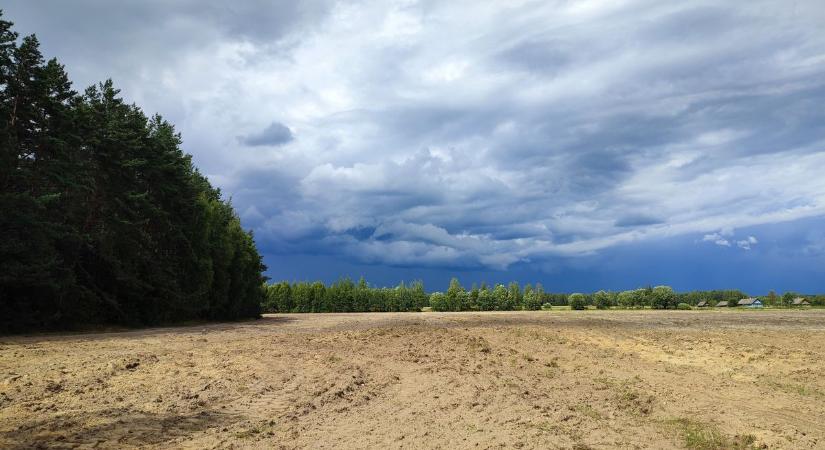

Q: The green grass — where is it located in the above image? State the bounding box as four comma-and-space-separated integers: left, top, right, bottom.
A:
667, 418, 757, 450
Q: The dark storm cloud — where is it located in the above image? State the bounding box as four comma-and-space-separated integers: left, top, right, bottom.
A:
242, 121, 294, 146
5, 0, 825, 282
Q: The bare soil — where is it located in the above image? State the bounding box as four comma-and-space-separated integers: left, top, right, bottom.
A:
2, 310, 824, 449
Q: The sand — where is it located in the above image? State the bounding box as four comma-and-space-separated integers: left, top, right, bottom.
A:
2, 310, 824, 449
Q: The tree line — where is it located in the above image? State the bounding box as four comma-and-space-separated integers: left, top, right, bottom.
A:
0, 12, 266, 333
428, 281, 731, 311
762, 290, 825, 307
263, 278, 824, 313
263, 278, 429, 313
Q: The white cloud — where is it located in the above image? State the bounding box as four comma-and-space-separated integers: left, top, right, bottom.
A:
703, 233, 731, 247
9, 0, 825, 270
736, 236, 759, 250
703, 231, 760, 251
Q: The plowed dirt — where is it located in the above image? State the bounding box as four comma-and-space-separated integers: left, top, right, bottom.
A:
2, 310, 824, 449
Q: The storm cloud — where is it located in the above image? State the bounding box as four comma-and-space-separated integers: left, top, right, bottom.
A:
6, 0, 825, 290
242, 121, 294, 146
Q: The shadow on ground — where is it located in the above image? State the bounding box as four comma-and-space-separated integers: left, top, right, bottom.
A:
2, 408, 237, 449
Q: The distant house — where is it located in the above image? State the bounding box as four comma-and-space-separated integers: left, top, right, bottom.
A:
738, 298, 763, 308
696, 301, 708, 308
716, 301, 729, 307
792, 297, 811, 307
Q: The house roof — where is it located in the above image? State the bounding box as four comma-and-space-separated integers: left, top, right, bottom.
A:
738, 298, 759, 305
697, 301, 708, 306
792, 297, 810, 305
716, 301, 729, 307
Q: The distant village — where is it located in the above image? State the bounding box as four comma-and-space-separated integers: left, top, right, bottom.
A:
699, 297, 811, 308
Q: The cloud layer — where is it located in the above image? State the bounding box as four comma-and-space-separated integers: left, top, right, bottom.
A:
6, 0, 825, 288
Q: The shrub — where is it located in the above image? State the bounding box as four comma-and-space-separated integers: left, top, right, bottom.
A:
568, 293, 587, 310
677, 303, 692, 310
541, 303, 553, 310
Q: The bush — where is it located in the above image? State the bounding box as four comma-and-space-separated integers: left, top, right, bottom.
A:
568, 293, 587, 310
676, 303, 692, 310
541, 303, 553, 310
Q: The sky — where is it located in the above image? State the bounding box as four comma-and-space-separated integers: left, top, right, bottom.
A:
5, 1, 825, 293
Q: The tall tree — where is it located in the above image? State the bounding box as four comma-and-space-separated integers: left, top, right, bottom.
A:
0, 13, 266, 332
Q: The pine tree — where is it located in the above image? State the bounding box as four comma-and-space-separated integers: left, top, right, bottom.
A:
0, 12, 266, 332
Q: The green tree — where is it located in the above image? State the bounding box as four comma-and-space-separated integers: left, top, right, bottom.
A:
477, 284, 493, 311
568, 293, 587, 310
632, 288, 649, 308
782, 292, 795, 308
0, 11, 266, 332
522, 283, 543, 310
593, 290, 611, 309
468, 283, 479, 311
650, 286, 676, 309
446, 277, 465, 311
410, 280, 428, 311
492, 284, 509, 310
766, 290, 778, 307
617, 290, 634, 309
506, 282, 521, 310
430, 292, 448, 312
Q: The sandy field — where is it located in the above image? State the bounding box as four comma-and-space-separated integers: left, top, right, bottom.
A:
1, 310, 825, 449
